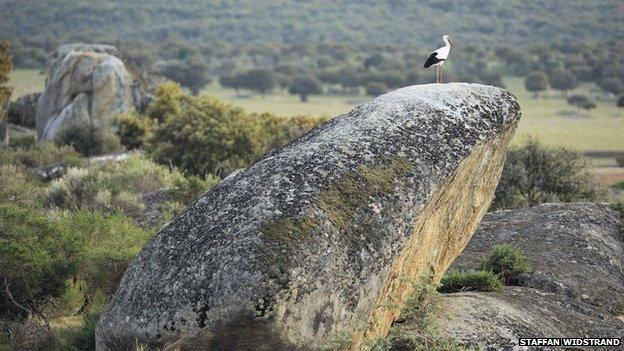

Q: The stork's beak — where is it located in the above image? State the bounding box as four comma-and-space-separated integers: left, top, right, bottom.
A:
449, 38, 455, 47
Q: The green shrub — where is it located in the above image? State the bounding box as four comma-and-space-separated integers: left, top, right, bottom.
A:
67, 306, 104, 351
46, 153, 185, 217
147, 88, 327, 176
113, 113, 153, 150
0, 205, 79, 320
8, 133, 35, 148
0, 141, 83, 168
492, 139, 604, 210
169, 174, 220, 205
0, 165, 44, 207
58, 211, 153, 303
481, 244, 531, 285
55, 121, 123, 157
438, 270, 502, 293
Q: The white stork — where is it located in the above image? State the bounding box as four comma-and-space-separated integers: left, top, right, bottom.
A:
424, 35, 454, 83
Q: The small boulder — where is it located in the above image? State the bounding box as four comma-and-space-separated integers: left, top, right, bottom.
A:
8, 92, 39, 128
96, 83, 520, 350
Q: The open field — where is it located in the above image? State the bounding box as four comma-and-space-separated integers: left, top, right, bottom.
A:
9, 69, 624, 154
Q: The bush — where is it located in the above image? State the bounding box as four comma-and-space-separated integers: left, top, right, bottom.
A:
46, 153, 186, 218
55, 121, 123, 157
147, 90, 327, 176
524, 71, 548, 95
67, 306, 104, 351
365, 82, 389, 97
169, 174, 220, 205
0, 205, 79, 320
288, 76, 323, 102
438, 270, 502, 293
617, 96, 624, 108
58, 211, 153, 302
8, 133, 35, 148
113, 113, 153, 150
0, 141, 83, 169
567, 94, 596, 110
549, 69, 577, 92
0, 165, 44, 208
481, 244, 531, 285
491, 139, 604, 210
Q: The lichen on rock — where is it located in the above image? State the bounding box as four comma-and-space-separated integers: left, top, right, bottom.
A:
96, 83, 521, 350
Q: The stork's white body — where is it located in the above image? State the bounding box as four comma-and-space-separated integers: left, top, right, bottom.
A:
424, 35, 454, 83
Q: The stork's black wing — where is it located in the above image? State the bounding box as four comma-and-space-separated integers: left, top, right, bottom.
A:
423, 52, 443, 68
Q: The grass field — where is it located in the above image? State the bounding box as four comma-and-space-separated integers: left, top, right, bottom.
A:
9, 69, 624, 153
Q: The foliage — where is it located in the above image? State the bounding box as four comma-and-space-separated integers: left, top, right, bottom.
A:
146, 82, 183, 123
288, 76, 323, 102
491, 139, 604, 210
237, 69, 276, 95
566, 94, 596, 110
67, 306, 104, 351
0, 40, 12, 146
46, 153, 185, 218
113, 113, 153, 150
438, 270, 502, 293
147, 89, 326, 176
481, 244, 531, 285
0, 205, 79, 320
58, 211, 153, 301
617, 96, 624, 108
0, 165, 44, 208
55, 121, 123, 157
597, 77, 624, 95
548, 69, 577, 92
524, 71, 548, 94
169, 174, 220, 205
158, 55, 211, 95
0, 141, 83, 169
366, 82, 389, 97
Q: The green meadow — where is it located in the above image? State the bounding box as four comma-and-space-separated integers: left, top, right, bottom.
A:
9, 69, 624, 153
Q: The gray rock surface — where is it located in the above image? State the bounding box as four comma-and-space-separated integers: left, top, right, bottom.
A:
36, 44, 137, 141
96, 83, 520, 350
392, 286, 623, 351
452, 202, 624, 314
8, 92, 39, 128
391, 203, 624, 350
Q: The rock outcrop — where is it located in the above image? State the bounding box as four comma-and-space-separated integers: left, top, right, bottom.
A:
36, 44, 141, 141
452, 202, 624, 314
96, 83, 520, 350
392, 203, 624, 350
8, 92, 39, 128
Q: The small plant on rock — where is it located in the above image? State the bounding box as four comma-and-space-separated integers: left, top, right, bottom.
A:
438, 270, 502, 293
480, 244, 531, 285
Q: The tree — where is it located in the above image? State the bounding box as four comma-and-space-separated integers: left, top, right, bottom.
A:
0, 40, 12, 147
365, 82, 389, 96
524, 71, 548, 97
617, 96, 624, 108
597, 77, 624, 95
566, 95, 596, 111
239, 69, 276, 96
288, 76, 323, 102
491, 139, 604, 210
159, 55, 211, 95
549, 69, 577, 93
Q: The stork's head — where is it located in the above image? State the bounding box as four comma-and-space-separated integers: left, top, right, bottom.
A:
443, 34, 454, 47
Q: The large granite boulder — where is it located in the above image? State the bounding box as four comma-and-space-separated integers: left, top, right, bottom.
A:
391, 203, 624, 350
36, 44, 140, 141
96, 83, 521, 350
8, 92, 39, 128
